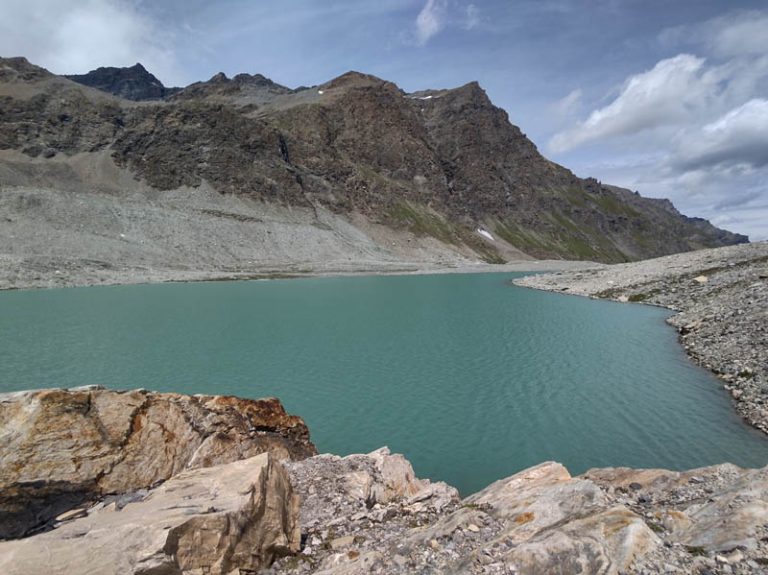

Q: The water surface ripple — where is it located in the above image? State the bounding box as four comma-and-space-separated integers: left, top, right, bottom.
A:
1, 272, 766, 494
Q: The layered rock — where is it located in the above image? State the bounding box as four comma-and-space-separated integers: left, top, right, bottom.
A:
0, 386, 316, 539
0, 453, 300, 575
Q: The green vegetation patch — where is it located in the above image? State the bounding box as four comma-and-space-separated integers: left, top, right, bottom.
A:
386, 201, 457, 245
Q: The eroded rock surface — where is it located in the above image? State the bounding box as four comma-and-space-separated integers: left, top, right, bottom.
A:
269, 455, 768, 575
0, 386, 316, 538
0, 453, 300, 574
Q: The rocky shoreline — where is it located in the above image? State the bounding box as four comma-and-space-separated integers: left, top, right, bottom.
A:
0, 253, 596, 291
2, 387, 768, 574
514, 241, 768, 438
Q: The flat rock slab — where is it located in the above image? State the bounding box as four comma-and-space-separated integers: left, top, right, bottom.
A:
0, 386, 316, 538
0, 453, 300, 574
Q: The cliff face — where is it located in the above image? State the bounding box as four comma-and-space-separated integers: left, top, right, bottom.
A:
0, 386, 316, 539
0, 57, 748, 266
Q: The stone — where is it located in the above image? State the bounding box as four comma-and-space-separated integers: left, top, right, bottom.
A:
0, 453, 300, 574
330, 536, 356, 550
54, 507, 87, 522
676, 467, 768, 552
0, 387, 316, 538
504, 507, 658, 575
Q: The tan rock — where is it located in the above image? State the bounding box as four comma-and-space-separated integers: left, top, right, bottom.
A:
466, 462, 610, 544
406, 462, 658, 574
0, 387, 316, 538
0, 453, 299, 574
367, 446, 427, 501
677, 467, 768, 552
505, 507, 657, 575
330, 535, 356, 549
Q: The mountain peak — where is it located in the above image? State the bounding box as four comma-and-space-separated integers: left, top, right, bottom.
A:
65, 63, 179, 101
322, 71, 391, 91
0, 56, 52, 81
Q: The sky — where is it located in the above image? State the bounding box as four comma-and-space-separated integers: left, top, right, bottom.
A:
1, 0, 766, 240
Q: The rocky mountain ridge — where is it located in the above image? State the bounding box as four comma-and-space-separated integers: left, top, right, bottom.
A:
65, 63, 181, 101
0, 56, 747, 283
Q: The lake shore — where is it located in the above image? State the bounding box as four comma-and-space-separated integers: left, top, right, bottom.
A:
0, 255, 599, 291
514, 241, 768, 437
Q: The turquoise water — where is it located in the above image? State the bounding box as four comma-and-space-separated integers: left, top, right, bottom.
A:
1, 273, 766, 494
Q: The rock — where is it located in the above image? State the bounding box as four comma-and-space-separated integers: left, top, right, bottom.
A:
504, 506, 658, 575
676, 466, 768, 552
0, 387, 316, 539
366, 446, 429, 502
330, 535, 356, 550
65, 63, 181, 101
54, 507, 87, 522
0, 453, 299, 574
693, 275, 709, 284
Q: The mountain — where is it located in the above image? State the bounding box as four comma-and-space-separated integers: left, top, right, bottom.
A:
65, 63, 180, 101
0, 57, 747, 285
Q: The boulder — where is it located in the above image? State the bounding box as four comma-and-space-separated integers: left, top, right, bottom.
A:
0, 387, 316, 538
410, 462, 658, 574
0, 453, 300, 574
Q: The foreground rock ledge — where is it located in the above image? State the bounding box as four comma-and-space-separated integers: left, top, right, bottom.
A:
272, 455, 768, 574
0, 386, 316, 539
3, 388, 768, 574
0, 453, 300, 575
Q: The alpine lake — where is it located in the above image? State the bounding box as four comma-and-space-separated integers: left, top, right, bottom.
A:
2, 272, 766, 494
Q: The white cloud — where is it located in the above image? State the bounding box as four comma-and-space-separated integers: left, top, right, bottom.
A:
661, 10, 768, 59
549, 9, 768, 242
549, 55, 714, 152
552, 88, 582, 118
415, 0, 447, 45
464, 4, 480, 30
670, 99, 768, 171
0, 0, 181, 84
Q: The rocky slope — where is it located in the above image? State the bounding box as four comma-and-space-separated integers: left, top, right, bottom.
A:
515, 241, 768, 437
0, 56, 747, 289
0, 386, 315, 539
1, 388, 766, 574
270, 452, 768, 575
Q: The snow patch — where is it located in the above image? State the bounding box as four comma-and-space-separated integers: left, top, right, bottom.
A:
318, 90, 324, 95
477, 229, 494, 241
